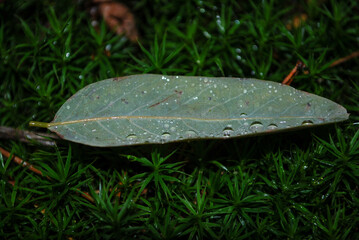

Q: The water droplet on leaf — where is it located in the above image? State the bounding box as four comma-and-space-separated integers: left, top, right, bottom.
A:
185, 130, 197, 138
302, 120, 314, 125
267, 124, 278, 130
126, 134, 137, 141
250, 122, 263, 132
161, 132, 171, 140
223, 126, 234, 137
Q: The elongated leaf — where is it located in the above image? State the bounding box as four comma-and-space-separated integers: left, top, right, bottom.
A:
30, 75, 348, 147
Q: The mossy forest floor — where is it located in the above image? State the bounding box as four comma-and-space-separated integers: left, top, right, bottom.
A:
1, 0, 359, 239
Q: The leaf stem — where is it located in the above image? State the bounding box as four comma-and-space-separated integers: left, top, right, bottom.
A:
29, 121, 51, 128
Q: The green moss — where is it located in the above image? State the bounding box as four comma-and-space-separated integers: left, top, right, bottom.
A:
1, 0, 358, 239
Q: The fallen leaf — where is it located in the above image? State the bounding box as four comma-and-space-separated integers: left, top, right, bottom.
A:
30, 75, 349, 147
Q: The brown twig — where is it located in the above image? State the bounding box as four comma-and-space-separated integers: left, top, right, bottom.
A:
0, 126, 59, 146
0, 147, 45, 176
282, 60, 307, 85
0, 147, 127, 203
0, 147, 94, 200
283, 51, 359, 85
330, 51, 359, 68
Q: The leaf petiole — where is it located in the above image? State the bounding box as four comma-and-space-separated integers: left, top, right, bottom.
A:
29, 121, 51, 128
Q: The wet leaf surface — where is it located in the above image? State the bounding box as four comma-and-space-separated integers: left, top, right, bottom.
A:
34, 75, 348, 147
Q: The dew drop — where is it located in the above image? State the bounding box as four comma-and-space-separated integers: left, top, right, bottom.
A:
203, 31, 211, 38
161, 132, 171, 140
126, 134, 137, 141
302, 120, 314, 125
240, 113, 247, 117
170, 126, 176, 132
105, 44, 112, 51
65, 52, 70, 58
223, 126, 234, 137
250, 122, 263, 132
185, 130, 197, 138
164, 124, 169, 128
267, 124, 278, 130
91, 20, 98, 27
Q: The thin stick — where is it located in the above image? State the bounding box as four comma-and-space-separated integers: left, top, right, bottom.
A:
330, 51, 359, 67
0, 147, 94, 201
0, 147, 44, 176
282, 60, 306, 85
283, 51, 359, 85
0, 147, 126, 203
0, 126, 59, 146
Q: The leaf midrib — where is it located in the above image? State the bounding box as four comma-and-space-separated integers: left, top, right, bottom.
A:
47, 115, 326, 127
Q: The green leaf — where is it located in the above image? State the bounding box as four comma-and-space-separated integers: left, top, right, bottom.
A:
30, 74, 349, 147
